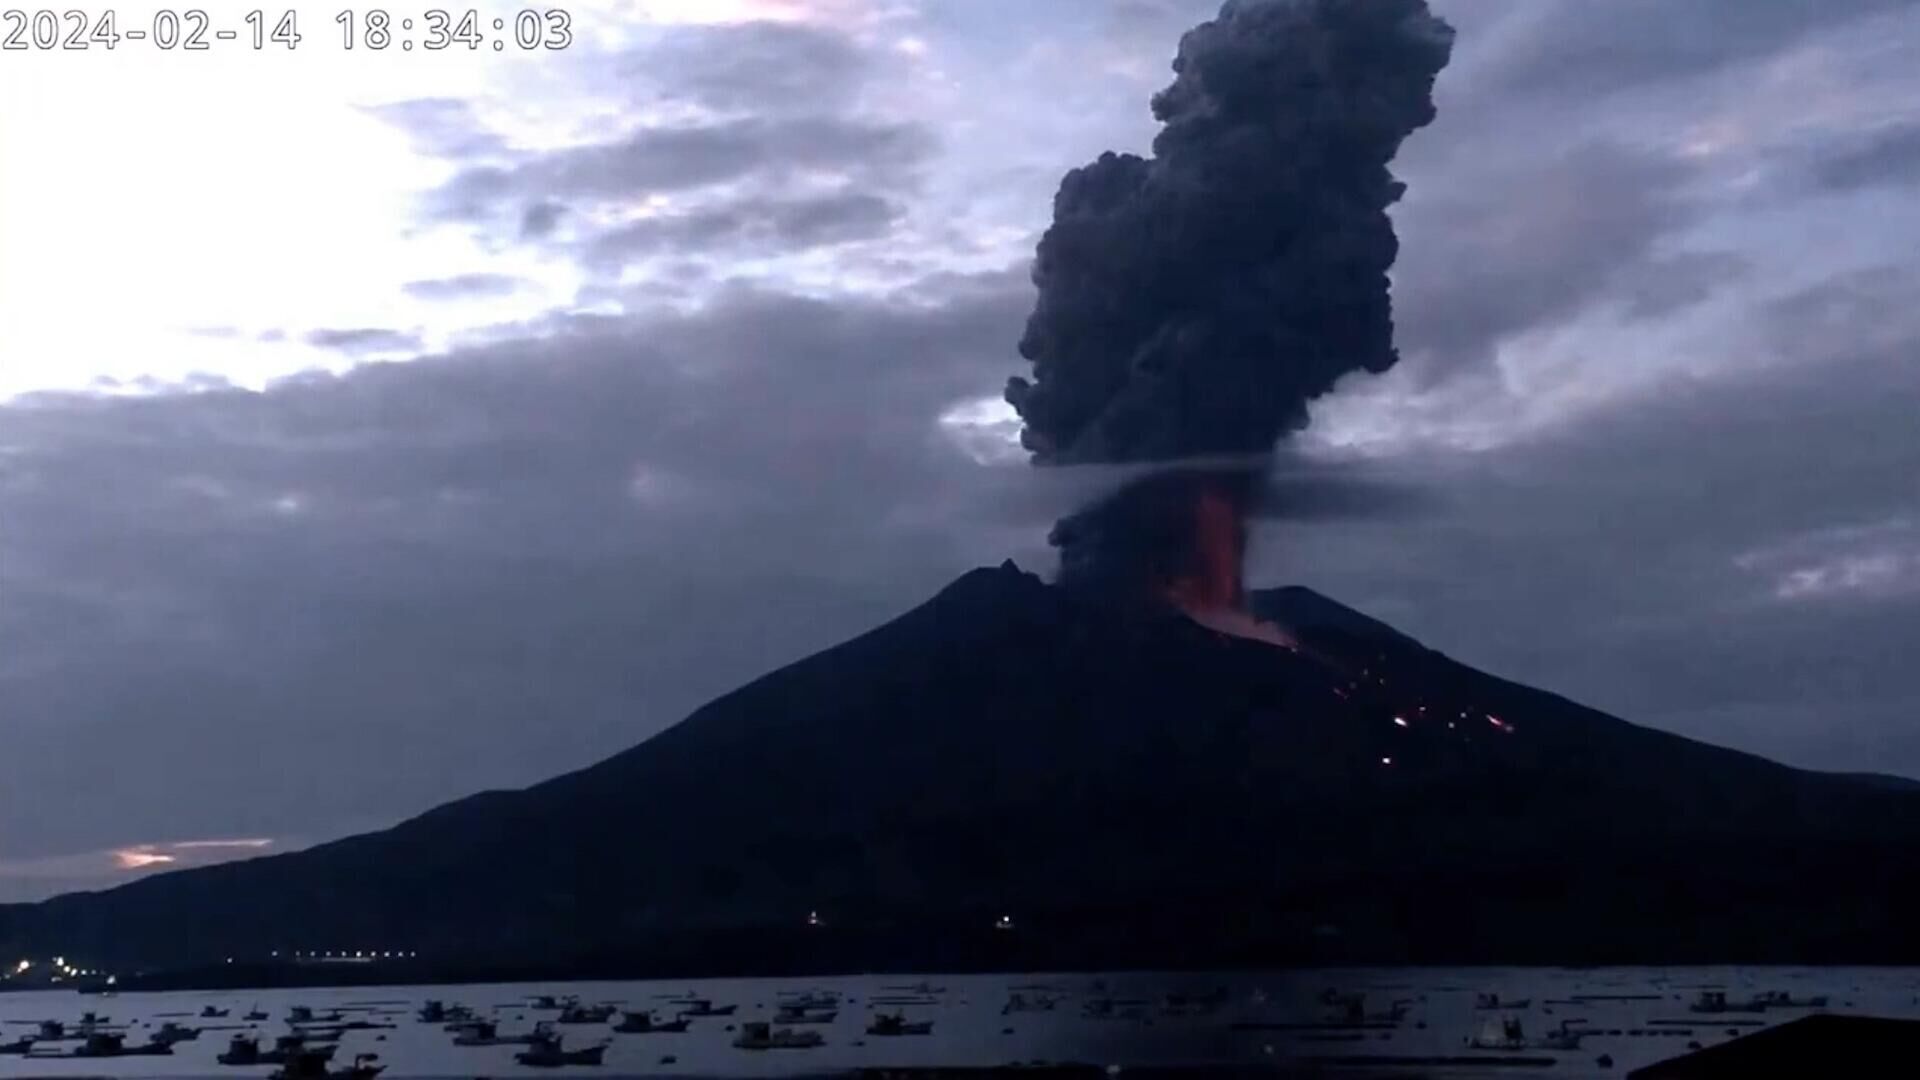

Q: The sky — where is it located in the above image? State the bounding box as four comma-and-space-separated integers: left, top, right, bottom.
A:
2, 0, 1918, 899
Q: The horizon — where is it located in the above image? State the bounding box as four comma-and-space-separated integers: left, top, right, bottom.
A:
5, 0, 1920, 903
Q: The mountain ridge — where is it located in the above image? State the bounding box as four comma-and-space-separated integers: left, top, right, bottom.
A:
8, 562, 1920, 976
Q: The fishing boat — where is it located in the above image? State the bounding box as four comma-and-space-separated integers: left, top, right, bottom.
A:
557, 1002, 617, 1024
449, 1019, 545, 1047
773, 1003, 838, 1024
673, 998, 736, 1017
513, 1027, 608, 1067
34, 1031, 173, 1058
612, 1011, 688, 1034
246, 1007, 270, 1022
270, 1049, 385, 1080
732, 1021, 824, 1050
220, 1033, 341, 1066
1690, 990, 1768, 1015
1467, 1016, 1586, 1052
866, 1012, 933, 1036
1002, 993, 1060, 1014
152, 1021, 202, 1045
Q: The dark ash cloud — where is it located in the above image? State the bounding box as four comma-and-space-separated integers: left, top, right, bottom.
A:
402, 273, 531, 302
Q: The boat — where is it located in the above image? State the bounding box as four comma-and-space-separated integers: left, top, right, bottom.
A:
882, 982, 947, 995
246, 1007, 271, 1022
613, 1011, 688, 1034
557, 1003, 617, 1024
513, 1027, 608, 1067
866, 1012, 933, 1036
220, 1033, 342, 1066
34, 1031, 173, 1058
1750, 991, 1830, 1009
732, 1021, 824, 1050
773, 1003, 838, 1024
288, 1006, 346, 1025
1475, 993, 1532, 1010
201, 1005, 231, 1018
529, 994, 577, 1010
0, 1036, 33, 1055
449, 1019, 544, 1047
778, 990, 841, 1010
417, 1000, 450, 1023
674, 998, 736, 1017
271, 1050, 385, 1080
1467, 1016, 1587, 1052
1690, 990, 1768, 1015
153, 1021, 202, 1045
1327, 996, 1412, 1024
1002, 992, 1060, 1014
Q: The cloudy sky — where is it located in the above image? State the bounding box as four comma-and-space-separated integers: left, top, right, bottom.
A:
3, 0, 1918, 899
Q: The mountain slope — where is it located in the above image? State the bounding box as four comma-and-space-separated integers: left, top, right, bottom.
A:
8, 563, 1920, 971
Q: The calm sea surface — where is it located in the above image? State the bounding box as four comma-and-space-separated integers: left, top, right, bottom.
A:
1, 967, 1916, 1078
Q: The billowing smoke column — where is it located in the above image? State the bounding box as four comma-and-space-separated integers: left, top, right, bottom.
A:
1007, 0, 1452, 613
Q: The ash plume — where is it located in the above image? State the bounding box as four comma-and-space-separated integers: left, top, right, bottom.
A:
1004, 0, 1452, 600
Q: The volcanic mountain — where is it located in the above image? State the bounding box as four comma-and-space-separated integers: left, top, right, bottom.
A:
8, 563, 1920, 976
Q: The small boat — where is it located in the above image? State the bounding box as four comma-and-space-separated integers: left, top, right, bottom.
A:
0, 1036, 34, 1055
34, 1020, 65, 1041
529, 994, 576, 1010
513, 1028, 608, 1067
778, 990, 841, 1010
732, 1021, 824, 1050
1002, 993, 1060, 1014
220, 1033, 341, 1066
866, 1012, 933, 1036
674, 998, 736, 1017
613, 1010, 688, 1034
1749, 991, 1829, 1009
449, 1019, 544, 1047
1467, 1016, 1585, 1052
246, 1006, 271, 1022
557, 1003, 617, 1024
288, 1006, 346, 1025
882, 982, 947, 995
773, 1003, 837, 1024
1475, 993, 1532, 1010
271, 1050, 385, 1080
1689, 990, 1767, 1015
36, 1031, 173, 1058
417, 1000, 449, 1023
1327, 996, 1412, 1024
201, 1005, 231, 1018
152, 1021, 202, 1045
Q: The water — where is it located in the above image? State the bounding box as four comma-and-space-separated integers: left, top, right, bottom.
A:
2, 967, 1916, 1078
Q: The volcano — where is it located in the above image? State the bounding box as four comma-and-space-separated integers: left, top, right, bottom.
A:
8, 563, 1920, 976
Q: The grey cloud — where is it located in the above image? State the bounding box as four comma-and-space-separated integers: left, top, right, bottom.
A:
429, 117, 933, 225
1270, 267, 1920, 778
627, 20, 873, 114
1470, 0, 1911, 103
0, 274, 1045, 877
362, 98, 509, 160
520, 202, 567, 239
1392, 142, 1731, 378
1809, 122, 1920, 193
304, 328, 424, 354
583, 192, 903, 268
402, 273, 530, 301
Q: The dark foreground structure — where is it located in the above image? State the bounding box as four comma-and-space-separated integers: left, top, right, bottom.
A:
1630, 1014, 1920, 1078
